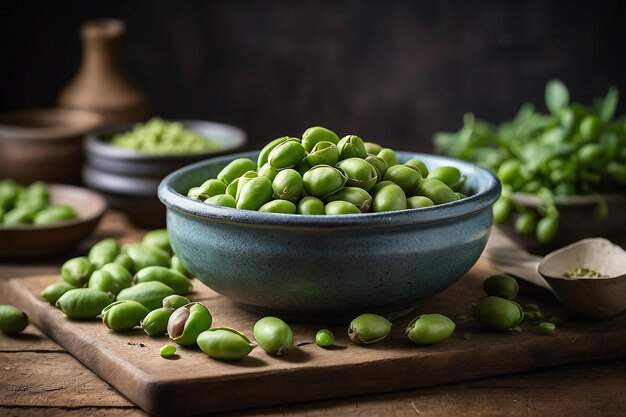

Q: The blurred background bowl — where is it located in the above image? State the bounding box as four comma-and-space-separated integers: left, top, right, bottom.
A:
83, 120, 247, 228
0, 108, 103, 184
0, 183, 107, 260
159, 151, 501, 323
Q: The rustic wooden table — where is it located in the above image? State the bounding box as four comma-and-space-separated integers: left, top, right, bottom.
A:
1, 211, 625, 417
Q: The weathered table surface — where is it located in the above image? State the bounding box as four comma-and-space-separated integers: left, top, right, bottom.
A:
1, 211, 625, 417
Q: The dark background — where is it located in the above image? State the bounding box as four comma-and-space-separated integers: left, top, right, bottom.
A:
2, 0, 625, 151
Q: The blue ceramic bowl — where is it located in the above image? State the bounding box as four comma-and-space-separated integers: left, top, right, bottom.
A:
159, 151, 500, 323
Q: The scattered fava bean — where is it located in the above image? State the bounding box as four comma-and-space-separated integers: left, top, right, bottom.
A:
348, 313, 392, 344
472, 296, 524, 331
162, 295, 190, 310
372, 183, 407, 212
538, 322, 556, 335
258, 199, 297, 214
268, 139, 305, 169
142, 229, 172, 255
141, 307, 173, 336
197, 327, 256, 360
303, 165, 347, 197
404, 158, 429, 177
326, 187, 373, 212
160, 344, 177, 358
61, 256, 94, 287
123, 243, 171, 274
296, 196, 325, 215
167, 303, 213, 346
383, 164, 421, 193
337, 135, 368, 160
482, 274, 519, 300
302, 126, 340, 153
88, 270, 122, 295
101, 300, 150, 331
56, 288, 115, 319
170, 255, 190, 277
253, 316, 294, 355
406, 314, 455, 345
407, 196, 435, 209
100, 263, 133, 290
0, 304, 29, 334
134, 266, 193, 295
271, 169, 303, 202
315, 329, 335, 347
88, 238, 120, 269
116, 281, 176, 311
205, 194, 237, 208
306, 141, 340, 166
217, 158, 257, 185
41, 282, 77, 305
236, 176, 273, 211
325, 200, 360, 215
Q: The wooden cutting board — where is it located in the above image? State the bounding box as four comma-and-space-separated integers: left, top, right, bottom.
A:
4, 259, 626, 416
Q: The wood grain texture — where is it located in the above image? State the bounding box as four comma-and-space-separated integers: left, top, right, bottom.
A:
4, 263, 626, 416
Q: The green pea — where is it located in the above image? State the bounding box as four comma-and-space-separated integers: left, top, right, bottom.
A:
204, 194, 237, 208
170, 255, 190, 277
56, 288, 115, 319
61, 257, 95, 287
116, 281, 176, 311
253, 316, 294, 355
272, 169, 304, 202
302, 165, 347, 196
0, 304, 29, 334
302, 126, 340, 152
113, 253, 134, 272
41, 282, 77, 305
141, 307, 173, 336
88, 238, 120, 269
258, 199, 297, 214
315, 329, 334, 347
142, 229, 172, 255
414, 178, 458, 205
377, 148, 399, 167
33, 205, 77, 225
404, 159, 429, 177
407, 196, 434, 209
348, 313, 392, 344
257, 136, 294, 167
257, 163, 279, 182
296, 196, 325, 215
326, 187, 373, 212
337, 135, 368, 160
482, 274, 519, 300
168, 303, 213, 346
306, 141, 340, 166
123, 243, 171, 274
162, 295, 190, 310
364, 141, 383, 155
538, 322, 556, 335
536, 216, 559, 244
88, 270, 122, 295
336, 158, 378, 191
365, 155, 388, 180
197, 327, 256, 360
236, 176, 273, 211
159, 344, 177, 358
3, 207, 33, 225
472, 296, 524, 331
100, 263, 133, 290
325, 200, 361, 215
515, 212, 537, 236
372, 183, 407, 212
492, 197, 513, 224
134, 266, 192, 295
216, 158, 257, 185
268, 140, 305, 169
101, 300, 150, 331
384, 165, 421, 192
406, 314, 455, 345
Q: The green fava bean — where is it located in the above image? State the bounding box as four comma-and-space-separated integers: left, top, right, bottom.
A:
253, 316, 294, 355
302, 165, 347, 196
296, 157, 312, 176
325, 200, 361, 215
167, 303, 213, 346
579, 114, 602, 140
406, 314, 455, 345
472, 296, 524, 331
364, 141, 383, 155
160, 344, 177, 358
205, 194, 236, 208
41, 282, 77, 305
3, 207, 32, 225
515, 212, 537, 236
296, 196, 325, 215
415, 178, 459, 205
33, 205, 77, 225
170, 255, 190, 277
187, 186, 202, 200
536, 216, 559, 244
56, 288, 114, 319
123, 243, 171, 274
142, 229, 172, 255
348, 313, 392, 344
88, 270, 122, 295
377, 148, 399, 167
326, 187, 372, 212
259, 200, 297, 214
337, 135, 368, 160
257, 163, 279, 182
162, 295, 190, 310
141, 307, 173, 336
134, 266, 193, 295
116, 281, 175, 311
268, 140, 305, 169
302, 126, 340, 152
196, 179, 227, 200
407, 196, 435, 209
113, 253, 134, 272
306, 141, 340, 166
404, 159, 429, 177
257, 136, 294, 167
272, 169, 304, 202
197, 327, 256, 360
370, 180, 396, 195
234, 171, 259, 201
100, 263, 133, 290
101, 300, 149, 331
216, 158, 257, 185
372, 183, 407, 212
483, 274, 519, 299
428, 166, 462, 188
225, 177, 239, 199
61, 257, 94, 287
88, 238, 120, 269
538, 322, 556, 335
336, 158, 378, 191
492, 197, 513, 225
578, 143, 603, 165
315, 329, 334, 347
0, 305, 29, 334
365, 155, 388, 180
236, 176, 273, 211
383, 165, 421, 192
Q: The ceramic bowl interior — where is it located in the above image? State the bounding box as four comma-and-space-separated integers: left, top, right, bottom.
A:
159, 151, 501, 323
0, 184, 107, 259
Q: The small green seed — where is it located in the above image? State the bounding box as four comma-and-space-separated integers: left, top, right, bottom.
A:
315, 329, 335, 347
159, 344, 177, 358
538, 322, 556, 335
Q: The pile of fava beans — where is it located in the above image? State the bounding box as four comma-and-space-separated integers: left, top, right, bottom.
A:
186, 126, 469, 214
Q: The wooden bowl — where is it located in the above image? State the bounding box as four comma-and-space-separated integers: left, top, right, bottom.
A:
0, 184, 107, 260
0, 108, 102, 184
538, 238, 626, 320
